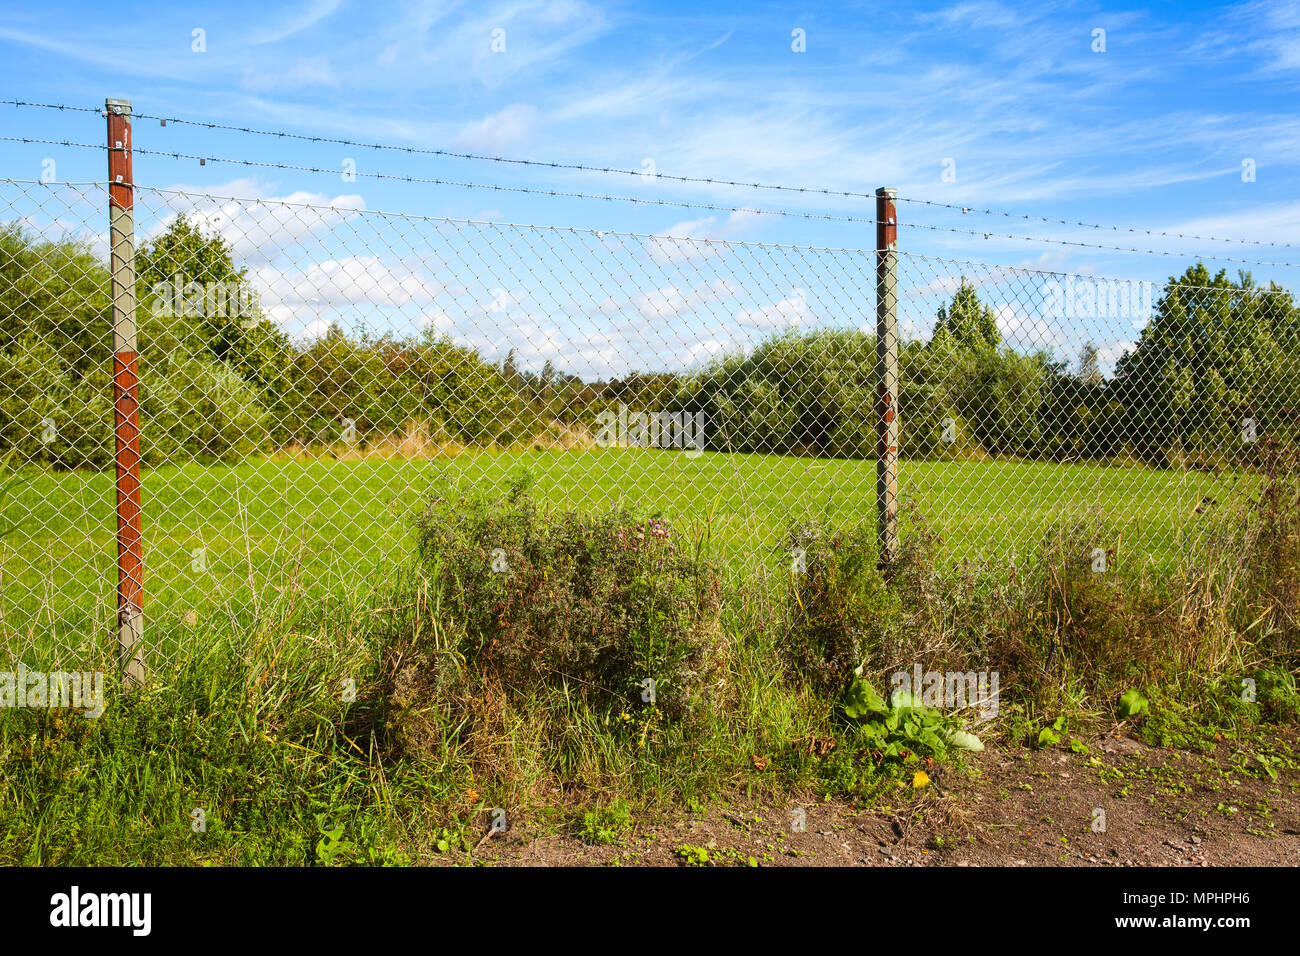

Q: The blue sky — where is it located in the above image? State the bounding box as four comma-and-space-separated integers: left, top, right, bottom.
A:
2, 0, 1299, 375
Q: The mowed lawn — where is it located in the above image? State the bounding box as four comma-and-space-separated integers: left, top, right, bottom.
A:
1, 447, 1252, 659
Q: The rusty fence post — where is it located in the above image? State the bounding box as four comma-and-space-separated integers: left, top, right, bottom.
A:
875, 187, 899, 564
106, 97, 145, 685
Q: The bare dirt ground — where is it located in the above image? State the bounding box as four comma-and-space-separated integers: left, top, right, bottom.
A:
470, 728, 1300, 867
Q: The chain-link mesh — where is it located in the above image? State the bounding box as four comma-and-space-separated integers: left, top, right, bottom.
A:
892, 253, 1299, 567
3, 178, 1298, 670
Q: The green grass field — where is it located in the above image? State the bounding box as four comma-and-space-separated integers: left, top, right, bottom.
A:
0, 446, 1254, 662
1, 445, 1292, 870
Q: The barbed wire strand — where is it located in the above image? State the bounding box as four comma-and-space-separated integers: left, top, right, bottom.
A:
122, 108, 1300, 252
4, 136, 1300, 267
0, 136, 886, 228
0, 99, 102, 114
6, 177, 1300, 278
1, 98, 1294, 252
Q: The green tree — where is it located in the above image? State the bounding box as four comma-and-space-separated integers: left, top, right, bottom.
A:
136, 215, 290, 390
0, 223, 111, 376
932, 277, 1001, 354
1114, 265, 1300, 466
923, 280, 1049, 457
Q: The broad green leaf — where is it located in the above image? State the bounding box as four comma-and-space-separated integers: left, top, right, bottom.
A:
1117, 689, 1149, 718
947, 730, 984, 752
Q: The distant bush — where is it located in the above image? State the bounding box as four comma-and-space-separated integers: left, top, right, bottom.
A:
266, 327, 539, 449
140, 351, 269, 465
679, 329, 877, 456
5, 213, 1299, 474
0, 338, 112, 470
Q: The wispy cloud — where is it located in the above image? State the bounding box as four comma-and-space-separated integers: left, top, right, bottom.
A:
249, 0, 345, 46
453, 104, 540, 150
3, 0, 1298, 305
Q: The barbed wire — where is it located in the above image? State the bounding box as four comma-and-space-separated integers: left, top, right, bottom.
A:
0, 177, 880, 255
137, 181, 1300, 268
120, 109, 1300, 253
2, 97, 1294, 254
0, 136, 887, 228
133, 183, 876, 255
4, 130, 1300, 266
0, 99, 103, 114
896, 248, 1299, 293
894, 195, 1300, 251
898, 220, 1300, 268
7, 178, 1297, 286
125, 106, 902, 203
0, 135, 104, 149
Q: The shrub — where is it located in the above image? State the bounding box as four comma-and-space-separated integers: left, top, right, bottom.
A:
679, 329, 876, 456
988, 510, 1246, 712
1254, 666, 1300, 723
780, 519, 898, 694
389, 478, 723, 753
1240, 443, 1300, 663
0, 338, 112, 470
267, 329, 537, 449
140, 350, 269, 465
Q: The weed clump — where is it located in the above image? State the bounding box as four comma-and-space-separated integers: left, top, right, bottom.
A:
779, 519, 898, 694
384, 477, 723, 760
1241, 443, 1300, 664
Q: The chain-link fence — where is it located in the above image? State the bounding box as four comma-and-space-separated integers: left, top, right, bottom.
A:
3, 137, 1299, 675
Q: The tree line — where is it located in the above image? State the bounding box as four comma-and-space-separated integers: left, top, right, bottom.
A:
682, 269, 1300, 467
2, 217, 1297, 471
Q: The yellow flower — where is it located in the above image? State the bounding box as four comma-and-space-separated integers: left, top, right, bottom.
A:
912, 770, 930, 789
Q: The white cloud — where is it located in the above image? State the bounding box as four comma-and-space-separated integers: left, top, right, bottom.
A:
254, 255, 442, 310
453, 104, 540, 151
734, 291, 810, 331
1159, 200, 1300, 250
645, 210, 762, 264
373, 0, 609, 90
635, 278, 739, 319
636, 286, 687, 319
146, 179, 365, 265
249, 0, 344, 45
241, 55, 339, 91
1096, 342, 1135, 364
994, 303, 1022, 335
682, 338, 731, 367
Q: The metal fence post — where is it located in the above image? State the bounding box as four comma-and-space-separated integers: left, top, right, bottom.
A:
875, 187, 899, 564
106, 97, 145, 685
